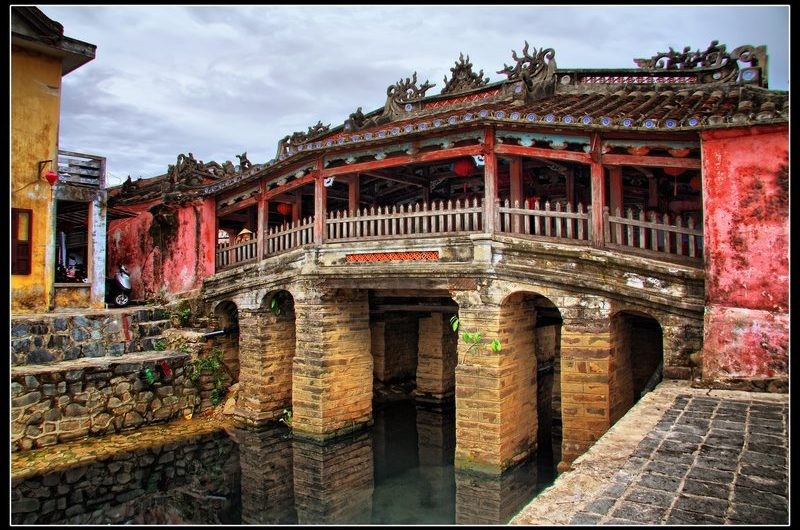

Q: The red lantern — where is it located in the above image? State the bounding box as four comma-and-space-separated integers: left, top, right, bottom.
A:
452, 157, 476, 177
664, 167, 685, 177
276, 203, 292, 216
44, 171, 59, 186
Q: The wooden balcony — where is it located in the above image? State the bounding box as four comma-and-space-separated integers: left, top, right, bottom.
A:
214, 199, 703, 272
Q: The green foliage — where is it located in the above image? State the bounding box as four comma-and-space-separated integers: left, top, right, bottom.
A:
173, 305, 192, 327
279, 408, 293, 428
186, 347, 229, 406
450, 314, 501, 364
270, 291, 291, 316
153, 338, 167, 351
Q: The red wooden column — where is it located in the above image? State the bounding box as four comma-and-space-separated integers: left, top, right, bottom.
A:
609, 166, 623, 215
292, 192, 302, 224
509, 156, 523, 232
648, 176, 659, 209
483, 127, 497, 234
314, 159, 326, 243
566, 167, 575, 207
348, 174, 360, 214
257, 180, 268, 258
589, 133, 606, 247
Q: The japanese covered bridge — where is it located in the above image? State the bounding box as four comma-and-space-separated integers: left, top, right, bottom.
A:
107, 41, 789, 473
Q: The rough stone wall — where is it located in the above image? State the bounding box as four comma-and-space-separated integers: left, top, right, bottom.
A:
498, 295, 538, 468
608, 316, 634, 425
235, 307, 295, 425
12, 313, 128, 366
455, 460, 538, 524
416, 313, 458, 400
535, 325, 558, 453
700, 125, 788, 389
292, 434, 374, 524
10, 352, 196, 452
293, 289, 373, 439
11, 430, 236, 524
381, 312, 419, 383
234, 426, 296, 525
453, 292, 537, 474
370, 319, 386, 381
559, 294, 613, 470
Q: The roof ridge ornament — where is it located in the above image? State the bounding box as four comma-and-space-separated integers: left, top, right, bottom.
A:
633, 41, 768, 86
387, 71, 436, 103
498, 41, 557, 101
441, 53, 490, 95
276, 120, 331, 158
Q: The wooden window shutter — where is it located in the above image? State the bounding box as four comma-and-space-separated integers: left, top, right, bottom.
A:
12, 208, 32, 275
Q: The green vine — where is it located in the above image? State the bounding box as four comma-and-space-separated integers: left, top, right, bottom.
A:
270, 291, 291, 316
173, 305, 192, 327
186, 346, 230, 406
279, 408, 293, 428
153, 338, 167, 351
449, 315, 501, 364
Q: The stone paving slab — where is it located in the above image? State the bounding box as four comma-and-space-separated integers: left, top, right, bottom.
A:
510, 380, 788, 526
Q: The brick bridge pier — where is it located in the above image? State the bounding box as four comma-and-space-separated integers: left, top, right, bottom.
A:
201, 234, 704, 474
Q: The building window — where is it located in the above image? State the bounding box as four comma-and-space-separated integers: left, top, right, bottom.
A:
12, 208, 32, 275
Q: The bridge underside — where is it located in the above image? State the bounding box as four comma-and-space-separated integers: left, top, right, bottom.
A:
204, 235, 703, 473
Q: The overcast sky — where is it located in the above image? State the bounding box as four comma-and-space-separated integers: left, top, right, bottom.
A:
38, 5, 790, 187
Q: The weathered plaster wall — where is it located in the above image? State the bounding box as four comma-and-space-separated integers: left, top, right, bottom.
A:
700, 125, 788, 388
107, 200, 216, 302
10, 47, 62, 312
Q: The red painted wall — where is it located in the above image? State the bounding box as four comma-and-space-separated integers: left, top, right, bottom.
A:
700, 124, 788, 385
107, 199, 216, 302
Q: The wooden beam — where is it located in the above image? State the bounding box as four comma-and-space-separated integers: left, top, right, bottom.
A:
320, 144, 482, 177
483, 127, 497, 234
609, 166, 623, 213
495, 143, 592, 164
589, 133, 605, 248
601, 153, 701, 169
217, 195, 258, 218
314, 159, 325, 242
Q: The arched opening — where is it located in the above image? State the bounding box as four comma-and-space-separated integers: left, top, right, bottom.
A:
259, 289, 296, 419
610, 311, 664, 425
498, 291, 563, 480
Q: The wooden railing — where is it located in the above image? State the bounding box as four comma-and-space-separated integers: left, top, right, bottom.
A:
265, 217, 315, 256
214, 201, 704, 271
497, 199, 591, 242
604, 207, 703, 259
216, 238, 258, 269
326, 199, 483, 242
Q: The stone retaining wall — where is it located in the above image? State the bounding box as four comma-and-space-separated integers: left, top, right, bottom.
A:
11, 352, 197, 452
11, 308, 171, 366
11, 428, 237, 525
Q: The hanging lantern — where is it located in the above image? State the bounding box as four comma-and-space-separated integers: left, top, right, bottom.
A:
627, 146, 650, 156
689, 175, 702, 191
276, 203, 292, 216
452, 157, 476, 177
664, 167, 685, 177
44, 170, 59, 186
668, 148, 691, 158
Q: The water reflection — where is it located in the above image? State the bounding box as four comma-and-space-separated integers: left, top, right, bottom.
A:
12, 399, 556, 525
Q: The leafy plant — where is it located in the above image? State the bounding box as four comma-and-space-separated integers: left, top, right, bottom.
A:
154, 338, 167, 351
186, 347, 229, 406
450, 315, 501, 364
174, 305, 192, 327
270, 291, 291, 316
279, 408, 293, 428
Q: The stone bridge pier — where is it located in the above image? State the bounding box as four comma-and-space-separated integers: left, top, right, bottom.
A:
291, 286, 373, 441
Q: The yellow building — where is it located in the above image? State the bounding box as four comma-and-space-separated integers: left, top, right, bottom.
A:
11, 7, 103, 313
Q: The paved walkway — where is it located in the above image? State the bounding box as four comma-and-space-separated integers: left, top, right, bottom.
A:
511, 380, 789, 525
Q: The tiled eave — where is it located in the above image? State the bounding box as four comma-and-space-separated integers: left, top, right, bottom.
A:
204, 82, 787, 198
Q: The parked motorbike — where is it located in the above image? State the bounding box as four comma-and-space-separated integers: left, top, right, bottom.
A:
106, 264, 132, 307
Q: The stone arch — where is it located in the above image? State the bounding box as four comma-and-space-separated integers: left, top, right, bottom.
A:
233, 289, 296, 427
608, 309, 664, 425
498, 290, 564, 474
200, 300, 240, 410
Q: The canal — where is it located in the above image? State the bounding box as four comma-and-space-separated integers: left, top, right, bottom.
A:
11, 394, 558, 525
